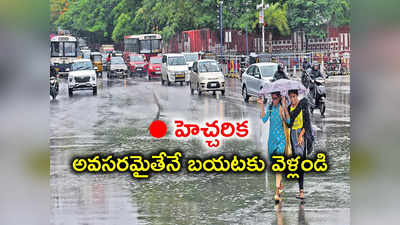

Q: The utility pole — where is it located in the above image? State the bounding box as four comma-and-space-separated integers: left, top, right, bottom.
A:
257, 1, 269, 53
246, 23, 248, 56
217, 1, 223, 58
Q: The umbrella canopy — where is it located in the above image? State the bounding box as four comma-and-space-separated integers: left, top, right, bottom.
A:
259, 79, 308, 97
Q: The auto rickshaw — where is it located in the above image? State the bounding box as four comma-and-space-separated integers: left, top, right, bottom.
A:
90, 52, 103, 77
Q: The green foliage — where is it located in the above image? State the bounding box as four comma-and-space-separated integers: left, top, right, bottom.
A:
50, 0, 350, 43
327, 0, 351, 27
264, 2, 290, 36
287, 0, 350, 38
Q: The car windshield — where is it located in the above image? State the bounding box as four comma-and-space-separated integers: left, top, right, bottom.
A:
150, 57, 162, 64
111, 57, 125, 64
259, 65, 278, 77
72, 61, 93, 71
198, 61, 219, 72
168, 56, 186, 65
130, 55, 144, 62
183, 53, 198, 62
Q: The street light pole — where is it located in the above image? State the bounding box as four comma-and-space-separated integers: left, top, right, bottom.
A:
257, 1, 268, 53
262, 0, 264, 53
246, 23, 248, 56
219, 1, 223, 57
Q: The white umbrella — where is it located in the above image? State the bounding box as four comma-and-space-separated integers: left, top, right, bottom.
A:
259, 79, 308, 97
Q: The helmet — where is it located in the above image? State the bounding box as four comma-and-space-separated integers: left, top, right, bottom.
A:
277, 63, 284, 72
312, 61, 319, 71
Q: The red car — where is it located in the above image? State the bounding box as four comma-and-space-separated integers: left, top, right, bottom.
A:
147, 56, 162, 80
127, 54, 147, 77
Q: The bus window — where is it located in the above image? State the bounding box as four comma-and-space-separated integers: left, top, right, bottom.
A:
140, 40, 151, 53
151, 39, 161, 52
64, 42, 77, 57
51, 42, 63, 57
124, 38, 139, 53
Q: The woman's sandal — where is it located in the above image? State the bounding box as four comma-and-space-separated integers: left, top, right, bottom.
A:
274, 194, 281, 204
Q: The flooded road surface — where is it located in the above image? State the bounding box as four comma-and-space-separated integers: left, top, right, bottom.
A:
51, 75, 350, 225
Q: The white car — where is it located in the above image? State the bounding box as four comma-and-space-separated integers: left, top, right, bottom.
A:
161, 54, 190, 86
190, 59, 225, 96
67, 59, 97, 96
241, 62, 278, 102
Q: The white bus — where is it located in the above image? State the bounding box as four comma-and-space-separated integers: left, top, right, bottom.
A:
50, 35, 78, 76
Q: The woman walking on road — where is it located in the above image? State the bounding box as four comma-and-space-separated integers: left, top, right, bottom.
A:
258, 92, 290, 204
287, 89, 313, 201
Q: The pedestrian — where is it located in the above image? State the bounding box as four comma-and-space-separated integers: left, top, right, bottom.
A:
258, 92, 290, 203
106, 53, 111, 63
287, 89, 314, 201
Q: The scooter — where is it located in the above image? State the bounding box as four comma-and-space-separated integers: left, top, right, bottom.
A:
50, 76, 59, 100
302, 71, 327, 117
311, 76, 327, 117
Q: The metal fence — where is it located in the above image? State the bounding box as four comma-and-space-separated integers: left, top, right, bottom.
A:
211, 51, 350, 78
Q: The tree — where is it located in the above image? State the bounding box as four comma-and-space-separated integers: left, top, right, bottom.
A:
286, 0, 350, 51
287, 0, 330, 39
327, 0, 350, 27
55, 0, 125, 43
263, 2, 290, 36
287, 0, 350, 37
49, 0, 350, 49
50, 0, 72, 33
263, 2, 290, 53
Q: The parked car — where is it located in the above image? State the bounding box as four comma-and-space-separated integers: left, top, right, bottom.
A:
67, 59, 97, 96
190, 59, 225, 96
161, 54, 189, 86
241, 62, 278, 102
147, 56, 162, 80
106, 56, 128, 78
127, 54, 147, 77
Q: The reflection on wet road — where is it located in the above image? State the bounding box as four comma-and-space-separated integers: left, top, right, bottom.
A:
51, 75, 350, 224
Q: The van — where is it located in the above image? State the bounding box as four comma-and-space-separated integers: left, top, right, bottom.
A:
161, 54, 189, 86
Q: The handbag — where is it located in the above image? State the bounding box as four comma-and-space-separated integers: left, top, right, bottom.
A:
279, 106, 292, 157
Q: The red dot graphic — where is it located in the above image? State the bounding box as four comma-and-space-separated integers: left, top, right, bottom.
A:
149, 120, 167, 138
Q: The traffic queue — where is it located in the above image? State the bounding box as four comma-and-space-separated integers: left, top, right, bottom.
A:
50, 33, 328, 119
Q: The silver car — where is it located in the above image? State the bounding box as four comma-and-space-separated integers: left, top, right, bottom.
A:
241, 62, 278, 102
107, 56, 128, 78
190, 59, 224, 96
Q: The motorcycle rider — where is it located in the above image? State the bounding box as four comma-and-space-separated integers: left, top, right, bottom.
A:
304, 61, 327, 117
302, 60, 311, 71
50, 66, 59, 95
307, 61, 326, 79
272, 63, 289, 81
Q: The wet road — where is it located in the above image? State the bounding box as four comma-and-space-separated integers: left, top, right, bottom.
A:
50, 75, 350, 225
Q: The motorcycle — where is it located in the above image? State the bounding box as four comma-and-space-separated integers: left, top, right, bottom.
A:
302, 71, 327, 117
50, 76, 59, 100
